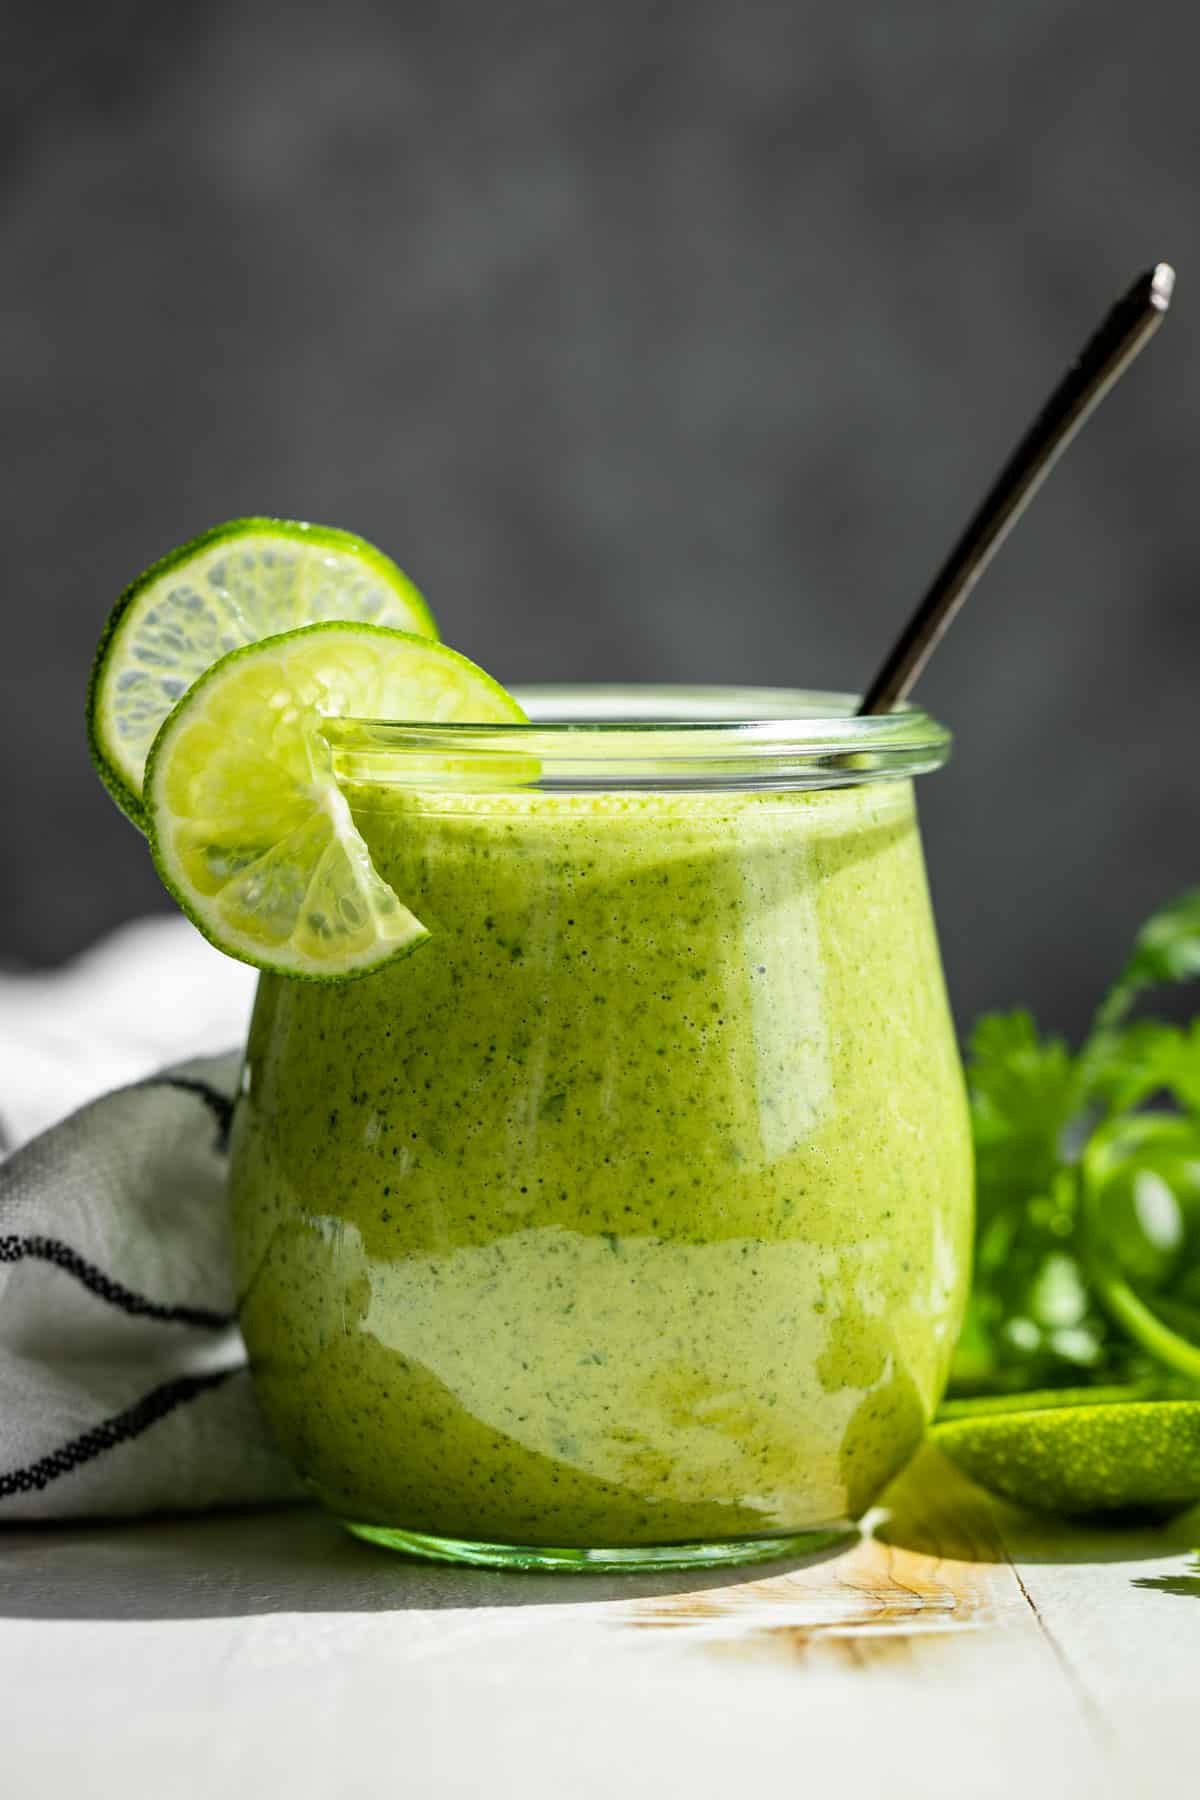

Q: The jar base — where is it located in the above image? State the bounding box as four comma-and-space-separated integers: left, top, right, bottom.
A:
341, 1518, 853, 1573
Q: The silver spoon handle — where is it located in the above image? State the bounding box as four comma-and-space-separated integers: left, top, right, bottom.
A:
858, 263, 1175, 717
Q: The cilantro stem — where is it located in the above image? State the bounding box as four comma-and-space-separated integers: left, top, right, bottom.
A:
1080, 1165, 1200, 1383
1086, 1265, 1200, 1383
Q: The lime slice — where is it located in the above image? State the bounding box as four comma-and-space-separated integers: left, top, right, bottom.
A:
145, 622, 525, 980
88, 519, 436, 824
932, 1389, 1200, 1519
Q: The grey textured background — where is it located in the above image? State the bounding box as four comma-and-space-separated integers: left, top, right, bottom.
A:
2, 0, 1198, 1039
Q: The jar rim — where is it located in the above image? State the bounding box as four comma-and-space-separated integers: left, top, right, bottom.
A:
323, 684, 951, 792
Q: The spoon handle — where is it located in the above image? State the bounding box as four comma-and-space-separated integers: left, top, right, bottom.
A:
858, 263, 1174, 716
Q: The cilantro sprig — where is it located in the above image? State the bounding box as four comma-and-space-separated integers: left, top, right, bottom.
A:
951, 890, 1200, 1399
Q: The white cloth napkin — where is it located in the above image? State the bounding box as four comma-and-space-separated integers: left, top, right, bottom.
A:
0, 918, 304, 1520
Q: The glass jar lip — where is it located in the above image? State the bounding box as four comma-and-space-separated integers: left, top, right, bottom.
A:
323, 684, 950, 792
323, 680, 949, 788
327, 683, 948, 742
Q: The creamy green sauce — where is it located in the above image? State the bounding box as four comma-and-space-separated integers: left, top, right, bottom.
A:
230, 778, 972, 1546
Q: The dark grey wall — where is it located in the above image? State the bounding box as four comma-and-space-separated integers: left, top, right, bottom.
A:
3, 0, 1198, 1039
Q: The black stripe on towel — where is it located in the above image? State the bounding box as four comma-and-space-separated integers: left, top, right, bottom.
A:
0, 1236, 235, 1329
146, 1074, 235, 1150
0, 1364, 244, 1498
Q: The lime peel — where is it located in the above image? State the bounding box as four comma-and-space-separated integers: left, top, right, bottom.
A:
932, 1390, 1200, 1518
88, 517, 436, 826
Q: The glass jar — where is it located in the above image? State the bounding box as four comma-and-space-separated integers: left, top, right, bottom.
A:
229, 688, 972, 1570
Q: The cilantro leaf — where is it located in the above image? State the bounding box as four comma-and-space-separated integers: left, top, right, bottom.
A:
954, 1014, 1105, 1392
966, 1010, 1078, 1230
1093, 888, 1200, 1032
1081, 1019, 1200, 1117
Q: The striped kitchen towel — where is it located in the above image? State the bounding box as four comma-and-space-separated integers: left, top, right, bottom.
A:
0, 920, 301, 1519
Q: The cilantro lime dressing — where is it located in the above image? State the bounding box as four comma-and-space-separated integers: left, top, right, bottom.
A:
230, 777, 972, 1546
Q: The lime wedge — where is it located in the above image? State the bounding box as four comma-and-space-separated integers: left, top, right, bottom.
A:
932, 1389, 1200, 1519
88, 518, 436, 824
145, 622, 525, 980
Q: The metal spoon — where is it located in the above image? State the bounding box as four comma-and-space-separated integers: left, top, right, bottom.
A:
858, 262, 1175, 716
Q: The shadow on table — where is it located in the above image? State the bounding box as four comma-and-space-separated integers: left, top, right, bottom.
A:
1132, 1557, 1200, 1600
876, 1445, 1200, 1568
0, 1505, 855, 1621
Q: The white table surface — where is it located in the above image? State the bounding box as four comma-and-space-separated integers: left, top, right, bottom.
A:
3, 1447, 1198, 1799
